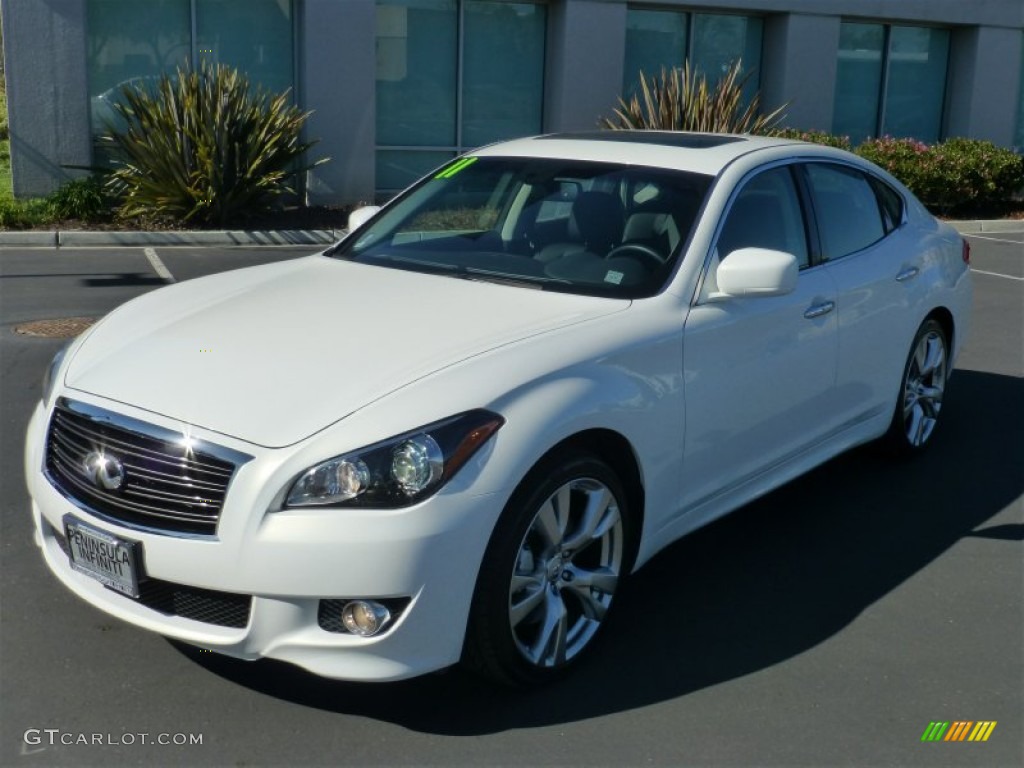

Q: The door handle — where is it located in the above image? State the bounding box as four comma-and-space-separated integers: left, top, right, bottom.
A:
895, 266, 920, 282
804, 301, 835, 319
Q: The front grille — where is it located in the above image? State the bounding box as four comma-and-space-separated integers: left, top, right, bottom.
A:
45, 398, 248, 536
50, 523, 251, 629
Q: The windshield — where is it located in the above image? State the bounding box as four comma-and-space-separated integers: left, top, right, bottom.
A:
332, 157, 712, 298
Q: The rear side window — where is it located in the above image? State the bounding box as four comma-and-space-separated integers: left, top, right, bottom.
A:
805, 163, 885, 259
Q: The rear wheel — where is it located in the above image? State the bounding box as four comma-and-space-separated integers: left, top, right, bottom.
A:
463, 453, 632, 687
884, 318, 949, 454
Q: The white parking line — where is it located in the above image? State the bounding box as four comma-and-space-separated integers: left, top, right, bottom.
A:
964, 233, 1024, 245
144, 247, 176, 283
971, 268, 1024, 281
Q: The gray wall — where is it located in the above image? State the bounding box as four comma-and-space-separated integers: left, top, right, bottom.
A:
2, 0, 92, 197
543, 0, 626, 132
300, 0, 377, 206
945, 25, 1023, 146
761, 14, 840, 132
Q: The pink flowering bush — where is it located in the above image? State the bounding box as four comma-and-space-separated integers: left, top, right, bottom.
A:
856, 137, 1023, 213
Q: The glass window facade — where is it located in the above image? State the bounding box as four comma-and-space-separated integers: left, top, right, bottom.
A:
833, 22, 950, 144
375, 0, 546, 195
87, 0, 294, 136
622, 9, 762, 102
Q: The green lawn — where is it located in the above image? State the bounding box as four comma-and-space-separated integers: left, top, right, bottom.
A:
1, 139, 14, 201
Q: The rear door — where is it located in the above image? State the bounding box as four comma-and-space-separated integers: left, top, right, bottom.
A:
802, 162, 921, 426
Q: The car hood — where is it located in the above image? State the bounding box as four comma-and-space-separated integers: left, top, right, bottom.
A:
65, 256, 627, 447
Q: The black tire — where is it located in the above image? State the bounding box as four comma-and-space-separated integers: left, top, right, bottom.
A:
883, 318, 950, 455
463, 452, 634, 687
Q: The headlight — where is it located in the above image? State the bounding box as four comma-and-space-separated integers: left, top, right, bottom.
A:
285, 410, 504, 508
42, 342, 71, 408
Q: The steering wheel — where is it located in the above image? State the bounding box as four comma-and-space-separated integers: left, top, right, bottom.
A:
605, 243, 665, 272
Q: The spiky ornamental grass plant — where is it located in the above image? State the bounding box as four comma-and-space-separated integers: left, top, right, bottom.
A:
102, 61, 323, 226
602, 60, 787, 135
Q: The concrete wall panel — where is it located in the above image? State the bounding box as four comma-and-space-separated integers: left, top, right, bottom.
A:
2, 0, 91, 197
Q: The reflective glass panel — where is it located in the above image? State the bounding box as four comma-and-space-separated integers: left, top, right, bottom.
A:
691, 14, 763, 104
462, 2, 545, 147
376, 0, 458, 147
832, 22, 884, 145
196, 0, 295, 96
881, 26, 949, 142
376, 149, 455, 196
87, 0, 190, 134
622, 9, 687, 98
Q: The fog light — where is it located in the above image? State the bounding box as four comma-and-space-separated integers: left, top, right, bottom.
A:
341, 600, 391, 637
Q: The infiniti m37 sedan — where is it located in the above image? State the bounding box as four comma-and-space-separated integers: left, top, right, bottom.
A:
26, 132, 971, 686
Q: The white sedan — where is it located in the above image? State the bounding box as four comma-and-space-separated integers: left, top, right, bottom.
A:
25, 132, 971, 686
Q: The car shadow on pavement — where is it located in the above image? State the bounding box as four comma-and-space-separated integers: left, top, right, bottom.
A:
173, 368, 1023, 734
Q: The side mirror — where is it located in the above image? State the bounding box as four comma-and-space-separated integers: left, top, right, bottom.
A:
347, 205, 381, 233
715, 247, 799, 298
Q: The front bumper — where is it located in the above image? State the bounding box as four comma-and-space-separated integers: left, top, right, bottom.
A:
25, 398, 504, 682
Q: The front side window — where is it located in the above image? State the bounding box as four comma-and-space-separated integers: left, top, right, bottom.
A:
832, 22, 949, 144
805, 164, 885, 259
716, 166, 809, 268
335, 158, 712, 299
375, 0, 546, 196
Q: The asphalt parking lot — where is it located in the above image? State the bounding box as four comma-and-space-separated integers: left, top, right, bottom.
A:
1, 234, 1020, 766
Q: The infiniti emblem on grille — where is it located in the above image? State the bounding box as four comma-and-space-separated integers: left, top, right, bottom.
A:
83, 451, 126, 491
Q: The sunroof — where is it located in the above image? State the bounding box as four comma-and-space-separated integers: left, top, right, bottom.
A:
536, 131, 746, 149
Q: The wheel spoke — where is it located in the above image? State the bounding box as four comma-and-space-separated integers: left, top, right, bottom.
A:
920, 336, 945, 377
907, 403, 927, 446
527, 590, 568, 666
533, 497, 565, 551
509, 576, 546, 628
563, 565, 618, 621
562, 486, 616, 551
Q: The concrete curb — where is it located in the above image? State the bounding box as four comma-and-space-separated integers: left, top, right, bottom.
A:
948, 220, 1024, 234
0, 231, 59, 247
0, 229, 341, 247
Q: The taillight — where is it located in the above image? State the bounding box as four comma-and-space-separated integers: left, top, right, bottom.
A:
962, 239, 971, 265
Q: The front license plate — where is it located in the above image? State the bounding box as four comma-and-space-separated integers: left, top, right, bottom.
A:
63, 516, 141, 598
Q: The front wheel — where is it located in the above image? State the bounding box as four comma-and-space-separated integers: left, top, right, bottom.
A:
463, 453, 633, 687
884, 318, 949, 454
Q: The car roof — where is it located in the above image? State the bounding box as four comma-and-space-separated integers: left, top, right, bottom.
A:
472, 131, 806, 176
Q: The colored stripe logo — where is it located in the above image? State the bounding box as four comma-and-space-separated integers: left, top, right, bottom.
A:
921, 721, 997, 742
434, 156, 478, 179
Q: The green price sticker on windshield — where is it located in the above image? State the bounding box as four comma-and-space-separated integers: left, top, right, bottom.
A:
435, 156, 478, 179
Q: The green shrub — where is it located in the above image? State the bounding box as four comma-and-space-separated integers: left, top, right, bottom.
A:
46, 176, 114, 222
603, 60, 786, 134
765, 128, 852, 150
856, 137, 1024, 213
101, 60, 324, 226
